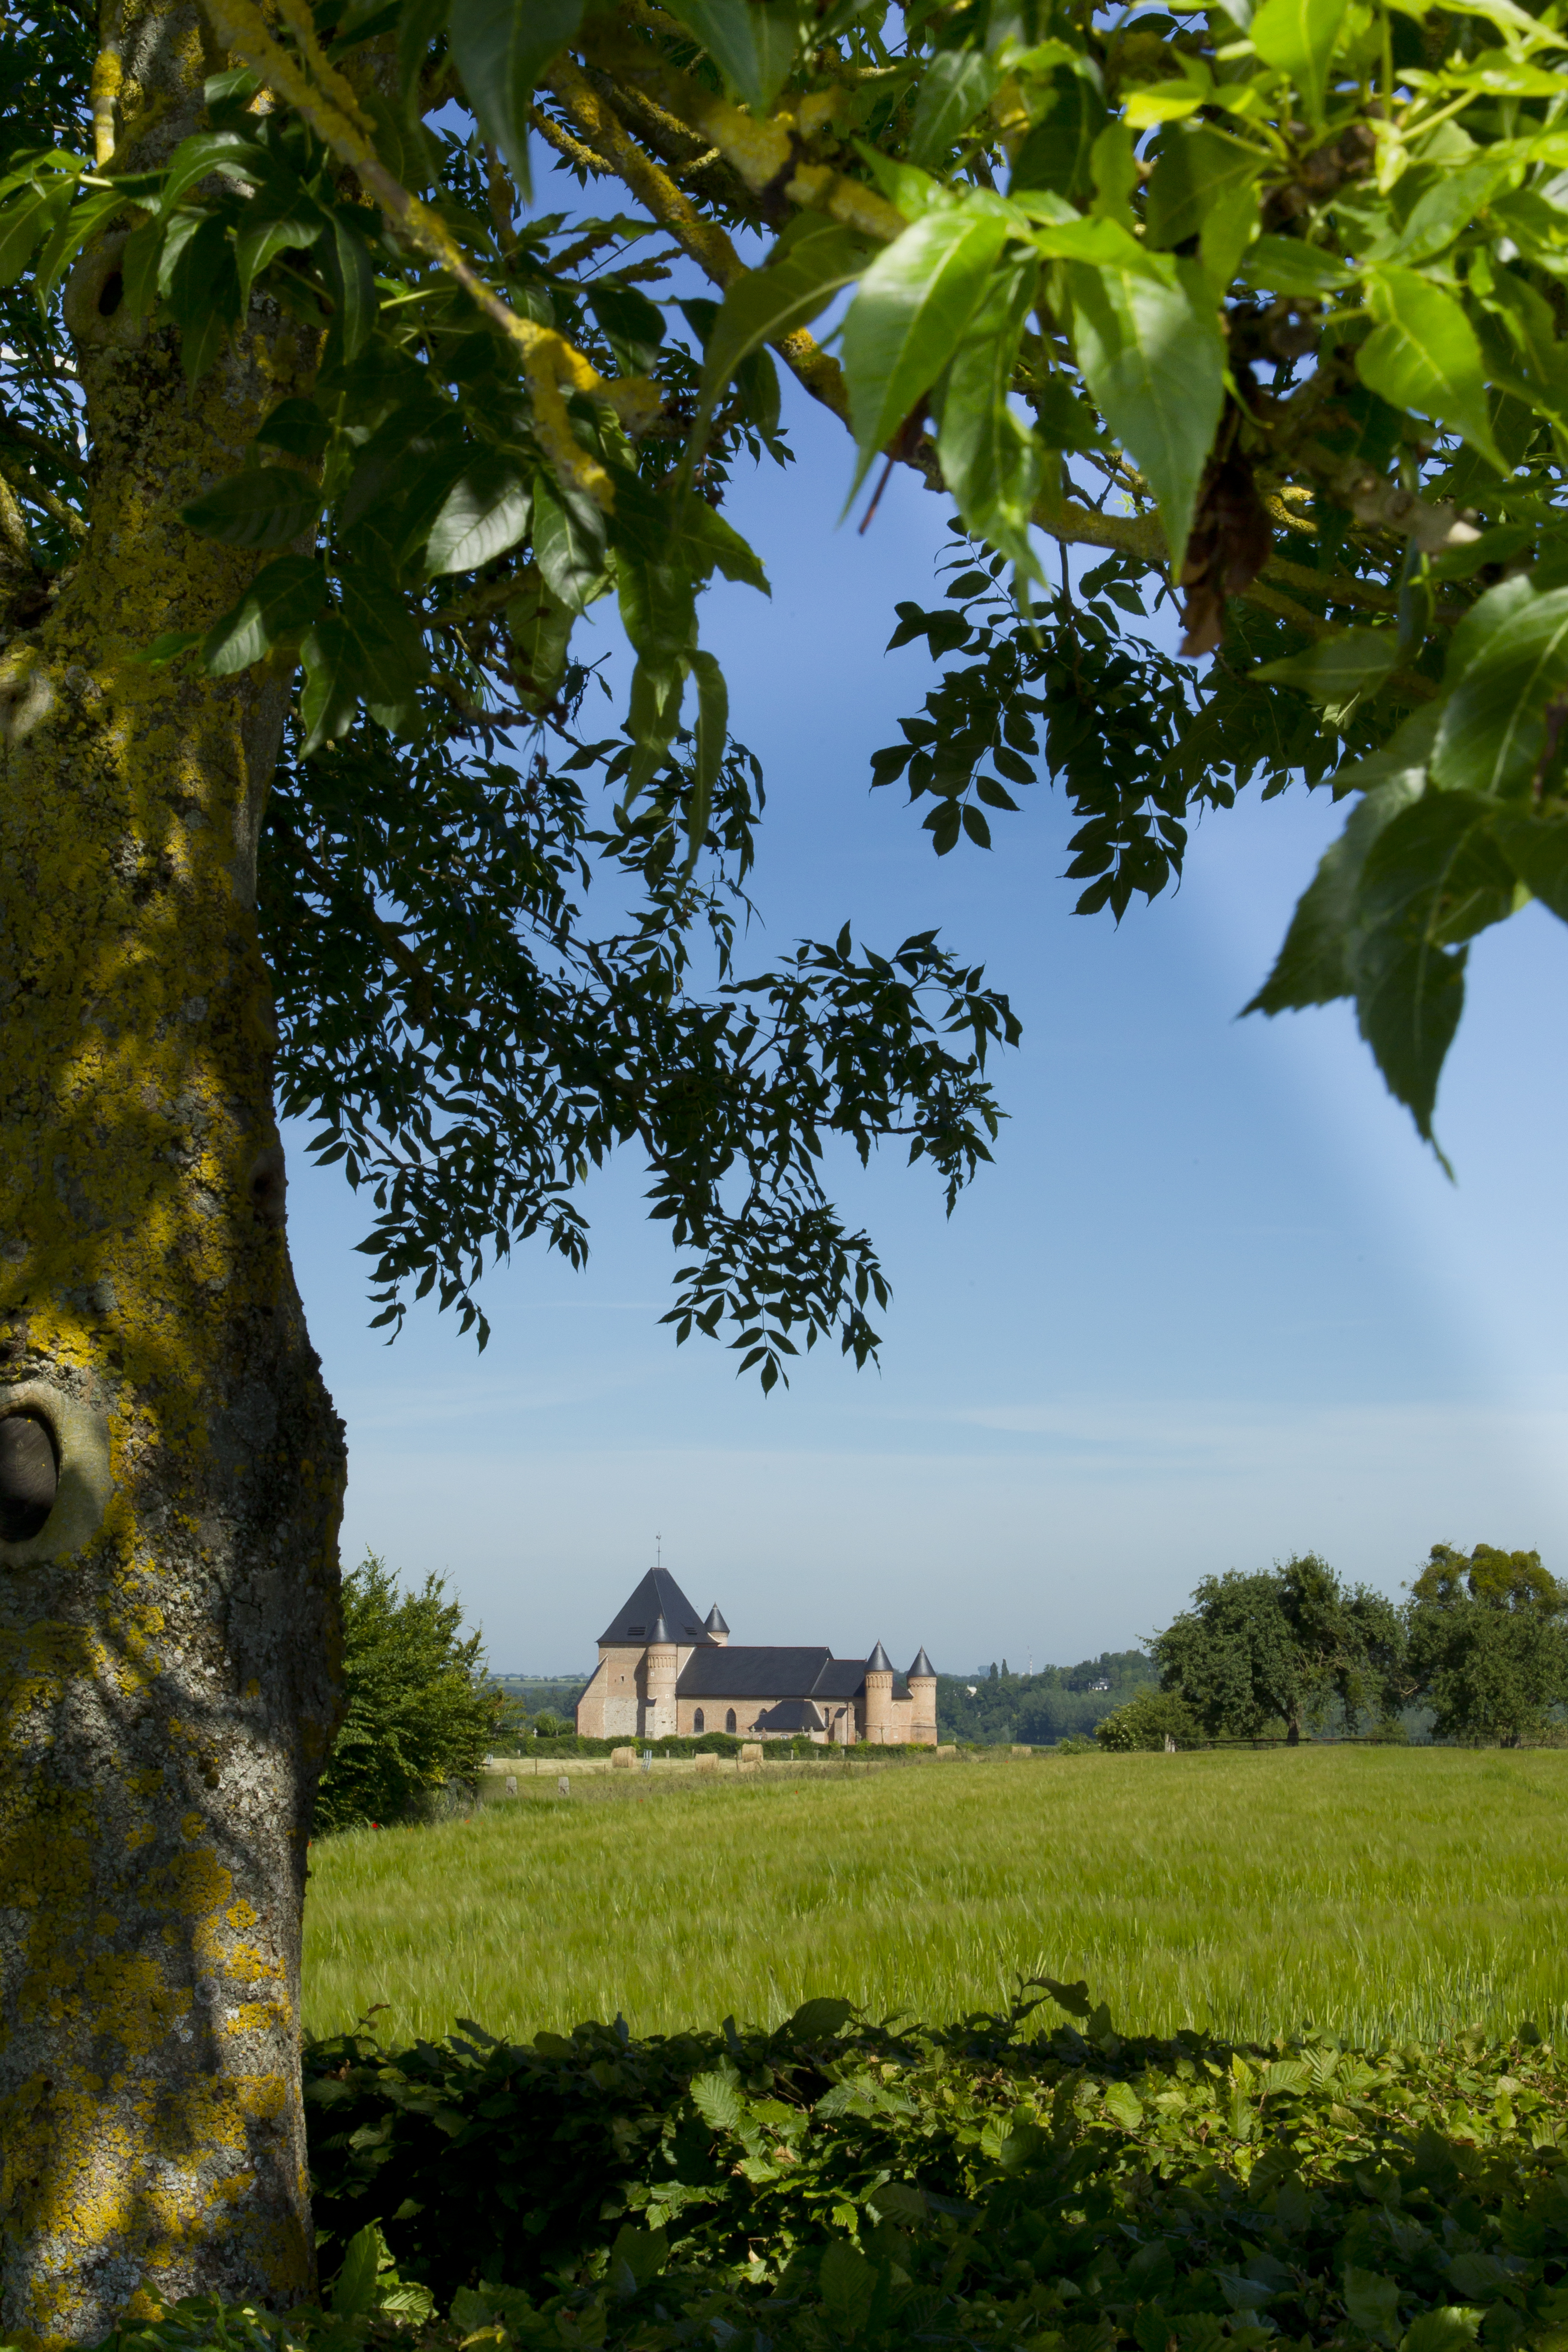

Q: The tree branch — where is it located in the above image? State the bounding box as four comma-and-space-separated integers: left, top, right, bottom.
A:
0, 414, 88, 480
542, 57, 852, 426
0, 449, 86, 542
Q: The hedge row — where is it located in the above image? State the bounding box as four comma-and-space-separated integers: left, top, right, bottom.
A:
81, 1985, 1568, 2352
504, 1734, 939, 1761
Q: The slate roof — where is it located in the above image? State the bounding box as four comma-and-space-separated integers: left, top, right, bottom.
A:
705, 1603, 730, 1635
678, 1645, 832, 1697
867, 1640, 893, 1672
598, 1568, 714, 1647
908, 1647, 936, 1678
754, 1699, 827, 1733
676, 1648, 907, 1703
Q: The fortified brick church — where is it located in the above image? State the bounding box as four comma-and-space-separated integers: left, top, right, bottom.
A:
575, 1566, 939, 1746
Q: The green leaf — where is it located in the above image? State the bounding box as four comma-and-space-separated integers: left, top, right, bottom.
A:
256, 397, 331, 463
1145, 124, 1262, 254
1249, 0, 1350, 125
1342, 2267, 1402, 2346
1492, 805, 1568, 922
661, 0, 807, 112
695, 217, 872, 441
159, 130, 272, 213
182, 466, 321, 549
531, 474, 608, 614
1246, 768, 1428, 1012
132, 630, 204, 667
1008, 62, 1105, 204
1352, 791, 1515, 1142
841, 198, 1016, 498
934, 257, 1043, 577
587, 282, 666, 375
424, 455, 532, 574
1358, 271, 1505, 473
33, 185, 122, 312
1431, 581, 1568, 799
235, 181, 328, 302
202, 556, 327, 675
819, 2241, 877, 2334
1040, 1974, 1094, 2016
909, 50, 1002, 170
1400, 2310, 1484, 2352
0, 181, 73, 289
506, 566, 575, 710
673, 496, 769, 594
300, 618, 364, 755
1236, 233, 1350, 296
331, 2226, 382, 2321
446, 0, 584, 195
1103, 2080, 1143, 2129
785, 1995, 854, 2039
689, 2068, 746, 2135
1065, 250, 1224, 575
322, 212, 378, 368
1255, 628, 1399, 704
685, 647, 728, 869
1391, 158, 1511, 266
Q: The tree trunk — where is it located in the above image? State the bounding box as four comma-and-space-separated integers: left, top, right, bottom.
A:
0, 11, 344, 2343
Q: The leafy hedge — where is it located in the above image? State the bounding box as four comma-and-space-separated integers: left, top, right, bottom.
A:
72, 1984, 1568, 2352
505, 1735, 936, 1761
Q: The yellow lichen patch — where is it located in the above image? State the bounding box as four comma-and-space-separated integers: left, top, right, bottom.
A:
94, 1912, 118, 1938
235, 2073, 288, 2122
225, 1896, 259, 1931
179, 1813, 206, 1841
223, 2002, 285, 2037
125, 1820, 155, 1851
81, 1954, 191, 2059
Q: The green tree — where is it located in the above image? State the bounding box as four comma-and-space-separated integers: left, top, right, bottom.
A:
1152, 1570, 1301, 1742
1276, 1552, 1408, 1741
1406, 1544, 1568, 1746
312, 1555, 499, 1829
11, 0, 1568, 2329
1154, 1559, 1405, 1741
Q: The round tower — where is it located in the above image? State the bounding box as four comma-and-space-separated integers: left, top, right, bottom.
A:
863, 1640, 894, 1746
704, 1603, 729, 1647
643, 1610, 678, 1740
907, 1647, 938, 1746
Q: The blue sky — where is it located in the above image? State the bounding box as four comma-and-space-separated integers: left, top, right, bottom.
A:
284, 316, 1568, 1679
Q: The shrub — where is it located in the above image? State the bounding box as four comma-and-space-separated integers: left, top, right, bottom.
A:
71, 1993, 1568, 2352
313, 1556, 499, 1831
1094, 1689, 1200, 1751
281, 1988, 1568, 2352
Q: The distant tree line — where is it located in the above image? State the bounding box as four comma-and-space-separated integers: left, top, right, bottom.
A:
1096, 1547, 1568, 1752
937, 1652, 1156, 1746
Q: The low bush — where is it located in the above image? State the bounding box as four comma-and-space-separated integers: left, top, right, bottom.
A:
1095, 1690, 1201, 1752
86, 1986, 1568, 2352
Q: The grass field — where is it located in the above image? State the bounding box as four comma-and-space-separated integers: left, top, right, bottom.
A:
301, 1745, 1568, 2049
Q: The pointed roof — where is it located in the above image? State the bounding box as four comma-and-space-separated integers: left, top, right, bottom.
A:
598, 1567, 712, 1647
908, 1646, 936, 1678
705, 1603, 729, 1634
866, 1640, 893, 1673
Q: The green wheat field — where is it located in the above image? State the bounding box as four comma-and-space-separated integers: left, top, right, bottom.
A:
301, 1746, 1568, 2049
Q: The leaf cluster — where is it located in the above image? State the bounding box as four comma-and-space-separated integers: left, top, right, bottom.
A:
76, 1986, 1568, 2352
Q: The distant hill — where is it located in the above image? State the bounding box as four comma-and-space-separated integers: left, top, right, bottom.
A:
491, 1674, 590, 1716
938, 1651, 1156, 1745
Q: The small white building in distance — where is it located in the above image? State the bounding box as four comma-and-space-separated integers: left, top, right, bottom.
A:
574, 1567, 938, 1746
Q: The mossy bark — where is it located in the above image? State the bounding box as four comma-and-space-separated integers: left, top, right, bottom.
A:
0, 8, 344, 2343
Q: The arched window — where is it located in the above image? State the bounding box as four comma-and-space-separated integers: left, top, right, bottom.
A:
693, 1709, 705, 1732
726, 1709, 736, 1733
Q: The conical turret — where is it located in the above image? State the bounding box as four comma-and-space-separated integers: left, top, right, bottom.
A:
863, 1640, 894, 1744
705, 1602, 729, 1647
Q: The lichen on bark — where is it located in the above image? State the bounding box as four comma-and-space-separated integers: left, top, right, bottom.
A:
0, 6, 344, 2343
